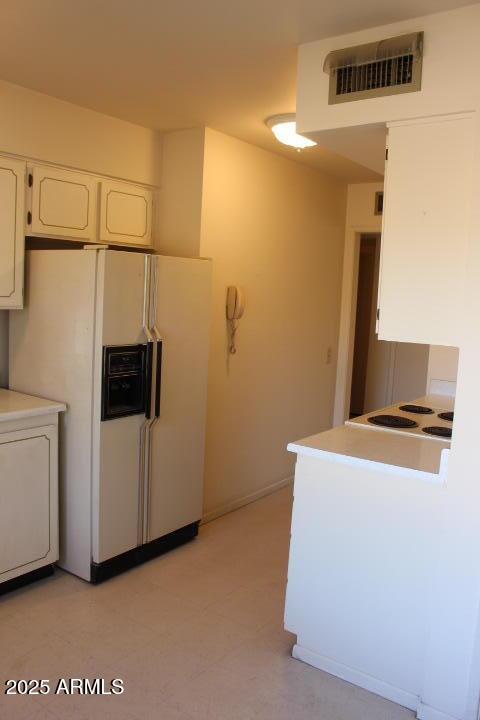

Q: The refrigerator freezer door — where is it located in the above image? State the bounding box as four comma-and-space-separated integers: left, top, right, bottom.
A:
147, 256, 212, 542
101, 250, 148, 346
93, 250, 151, 563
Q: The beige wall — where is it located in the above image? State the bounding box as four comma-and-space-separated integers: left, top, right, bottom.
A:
427, 346, 459, 391
198, 128, 347, 519
344, 182, 383, 229
0, 79, 161, 184
158, 128, 206, 257
390, 343, 430, 403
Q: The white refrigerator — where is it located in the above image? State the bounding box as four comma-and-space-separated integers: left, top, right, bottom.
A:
9, 248, 211, 582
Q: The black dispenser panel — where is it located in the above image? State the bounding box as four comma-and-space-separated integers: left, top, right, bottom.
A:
102, 344, 147, 421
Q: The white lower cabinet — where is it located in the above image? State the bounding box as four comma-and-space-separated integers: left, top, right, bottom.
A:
0, 397, 63, 590
285, 452, 441, 715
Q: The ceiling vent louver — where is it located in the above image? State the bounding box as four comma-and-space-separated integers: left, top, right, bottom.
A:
324, 32, 423, 105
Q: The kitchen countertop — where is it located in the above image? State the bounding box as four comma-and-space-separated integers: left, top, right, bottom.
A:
287, 393, 453, 480
0, 388, 66, 422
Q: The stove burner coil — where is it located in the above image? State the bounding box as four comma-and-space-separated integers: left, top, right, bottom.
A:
438, 411, 454, 422
399, 404, 433, 414
422, 426, 452, 439
368, 415, 418, 429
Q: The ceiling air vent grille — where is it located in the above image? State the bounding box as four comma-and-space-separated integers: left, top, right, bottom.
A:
324, 32, 423, 105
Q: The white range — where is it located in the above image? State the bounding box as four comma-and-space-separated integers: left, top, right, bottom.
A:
346, 393, 455, 442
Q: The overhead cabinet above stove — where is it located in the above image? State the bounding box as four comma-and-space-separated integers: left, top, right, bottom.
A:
377, 113, 475, 347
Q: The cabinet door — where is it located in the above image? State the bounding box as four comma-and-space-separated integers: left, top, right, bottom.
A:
29, 164, 98, 240
378, 114, 475, 346
0, 425, 58, 582
99, 180, 153, 246
0, 156, 25, 309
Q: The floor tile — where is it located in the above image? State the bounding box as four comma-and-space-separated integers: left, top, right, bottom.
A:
207, 579, 286, 631
138, 558, 246, 610
160, 607, 257, 663
0, 487, 415, 720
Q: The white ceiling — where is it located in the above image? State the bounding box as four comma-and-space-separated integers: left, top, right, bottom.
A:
0, 0, 476, 181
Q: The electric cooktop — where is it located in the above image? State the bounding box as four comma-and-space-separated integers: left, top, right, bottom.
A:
346, 397, 454, 442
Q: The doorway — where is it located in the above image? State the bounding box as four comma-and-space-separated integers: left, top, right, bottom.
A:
347, 233, 429, 419
350, 235, 378, 416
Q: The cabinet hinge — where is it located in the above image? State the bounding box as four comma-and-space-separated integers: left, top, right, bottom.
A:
27, 211, 32, 225
385, 148, 388, 160
377, 308, 380, 321
28, 173, 33, 188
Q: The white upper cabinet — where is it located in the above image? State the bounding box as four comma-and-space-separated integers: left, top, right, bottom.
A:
0, 156, 25, 309
1, 156, 154, 280
377, 114, 475, 346
99, 180, 153, 246
29, 164, 98, 241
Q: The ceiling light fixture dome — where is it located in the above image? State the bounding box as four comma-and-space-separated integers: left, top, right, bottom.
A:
265, 113, 317, 150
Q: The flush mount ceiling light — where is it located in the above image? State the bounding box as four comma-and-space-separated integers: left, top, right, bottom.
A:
265, 113, 317, 150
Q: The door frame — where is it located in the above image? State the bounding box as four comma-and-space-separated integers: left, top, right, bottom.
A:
333, 227, 396, 425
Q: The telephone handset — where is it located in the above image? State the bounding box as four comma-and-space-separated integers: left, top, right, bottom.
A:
226, 286, 245, 353
226, 286, 245, 321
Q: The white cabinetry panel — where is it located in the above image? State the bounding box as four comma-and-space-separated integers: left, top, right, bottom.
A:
0, 425, 58, 580
378, 114, 475, 346
30, 165, 98, 240
99, 180, 153, 246
0, 156, 25, 309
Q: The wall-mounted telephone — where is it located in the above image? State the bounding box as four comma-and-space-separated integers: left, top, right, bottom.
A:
226, 286, 245, 354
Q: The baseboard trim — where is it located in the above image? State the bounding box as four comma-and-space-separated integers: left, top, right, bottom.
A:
0, 564, 54, 596
202, 475, 293, 524
292, 643, 418, 713
416, 701, 457, 720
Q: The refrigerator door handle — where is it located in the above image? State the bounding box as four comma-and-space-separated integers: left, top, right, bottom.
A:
142, 254, 156, 419
150, 255, 163, 418
144, 333, 162, 542
139, 253, 156, 546
144, 340, 154, 419
154, 338, 163, 419
143, 254, 167, 542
